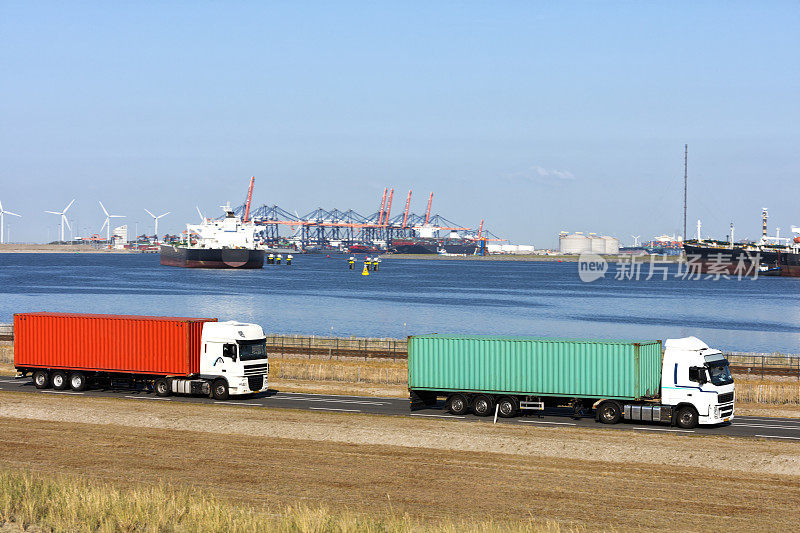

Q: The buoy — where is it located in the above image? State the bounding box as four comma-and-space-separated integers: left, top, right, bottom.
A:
361, 263, 370, 276
286, 254, 292, 265
268, 254, 274, 265
373, 258, 380, 271
348, 256, 355, 270
276, 254, 282, 265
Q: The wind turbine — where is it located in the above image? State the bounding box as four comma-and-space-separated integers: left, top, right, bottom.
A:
45, 199, 75, 242
631, 235, 641, 247
196, 206, 206, 222
99, 201, 125, 244
144, 209, 170, 243
0, 200, 22, 244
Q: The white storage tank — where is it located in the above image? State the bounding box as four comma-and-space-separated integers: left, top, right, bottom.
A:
602, 236, 619, 254
559, 233, 591, 254
590, 236, 605, 253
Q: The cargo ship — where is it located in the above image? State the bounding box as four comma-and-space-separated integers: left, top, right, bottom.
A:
390, 238, 479, 255
682, 213, 800, 277
160, 204, 264, 269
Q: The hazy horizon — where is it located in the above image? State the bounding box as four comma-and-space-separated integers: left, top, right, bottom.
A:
2, 2, 798, 247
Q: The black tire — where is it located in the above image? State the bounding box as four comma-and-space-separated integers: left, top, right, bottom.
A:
51, 370, 68, 390
33, 370, 50, 389
446, 393, 469, 415
69, 372, 87, 392
472, 394, 495, 417
675, 406, 699, 429
154, 378, 171, 397
497, 396, 518, 418
212, 379, 229, 400
597, 401, 622, 424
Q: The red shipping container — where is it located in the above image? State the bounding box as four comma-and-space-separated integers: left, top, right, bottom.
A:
13, 312, 217, 376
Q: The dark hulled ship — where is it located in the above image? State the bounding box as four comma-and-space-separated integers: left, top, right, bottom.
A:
160, 245, 264, 269
390, 238, 479, 255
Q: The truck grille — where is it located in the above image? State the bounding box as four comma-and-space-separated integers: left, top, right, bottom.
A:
718, 392, 734, 404
244, 363, 269, 376
248, 375, 264, 392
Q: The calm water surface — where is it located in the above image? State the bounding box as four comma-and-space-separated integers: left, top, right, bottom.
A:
1, 253, 798, 353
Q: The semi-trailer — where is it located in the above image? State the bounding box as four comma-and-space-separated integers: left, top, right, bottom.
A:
13, 312, 269, 400
407, 335, 735, 428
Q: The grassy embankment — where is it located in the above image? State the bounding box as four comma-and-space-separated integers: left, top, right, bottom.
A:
0, 470, 568, 533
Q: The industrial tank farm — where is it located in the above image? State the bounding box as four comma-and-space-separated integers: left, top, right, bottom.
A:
559, 232, 619, 254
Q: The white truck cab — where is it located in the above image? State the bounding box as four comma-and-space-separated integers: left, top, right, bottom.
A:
660, 336, 735, 426
195, 321, 269, 399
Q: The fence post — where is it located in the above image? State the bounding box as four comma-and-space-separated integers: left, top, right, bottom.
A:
281, 336, 284, 357
336, 337, 339, 360
761, 354, 764, 380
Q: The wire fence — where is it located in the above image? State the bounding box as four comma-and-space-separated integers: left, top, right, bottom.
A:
2, 324, 799, 378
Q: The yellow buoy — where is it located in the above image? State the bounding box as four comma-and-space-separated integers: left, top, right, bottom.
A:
361, 263, 370, 276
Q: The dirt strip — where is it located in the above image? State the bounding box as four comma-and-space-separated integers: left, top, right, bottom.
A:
1, 400, 799, 531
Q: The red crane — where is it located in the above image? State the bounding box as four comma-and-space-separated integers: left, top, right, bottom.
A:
384, 189, 394, 226
424, 192, 433, 225
243, 176, 255, 223
402, 190, 412, 227
477, 219, 484, 239
377, 188, 387, 225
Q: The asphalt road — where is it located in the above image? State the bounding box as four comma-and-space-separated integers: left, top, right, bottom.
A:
1, 376, 799, 441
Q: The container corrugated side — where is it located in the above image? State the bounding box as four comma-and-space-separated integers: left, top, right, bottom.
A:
13, 313, 216, 376
408, 335, 662, 400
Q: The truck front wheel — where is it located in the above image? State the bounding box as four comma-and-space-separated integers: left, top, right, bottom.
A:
154, 378, 171, 397
212, 379, 229, 400
675, 406, 699, 429
472, 394, 494, 417
597, 401, 622, 424
33, 370, 50, 389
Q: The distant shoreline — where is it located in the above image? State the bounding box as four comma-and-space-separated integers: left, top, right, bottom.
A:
0, 244, 136, 254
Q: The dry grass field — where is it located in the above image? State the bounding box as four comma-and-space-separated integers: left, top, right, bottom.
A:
1, 392, 800, 531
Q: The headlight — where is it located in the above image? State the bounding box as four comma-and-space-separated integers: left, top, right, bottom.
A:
714, 406, 720, 418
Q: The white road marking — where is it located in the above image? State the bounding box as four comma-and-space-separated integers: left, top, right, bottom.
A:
632, 427, 694, 433
39, 390, 83, 395
410, 413, 465, 419
280, 391, 399, 401
755, 434, 800, 440
738, 417, 800, 425
309, 407, 361, 412
124, 395, 171, 400
732, 423, 800, 431
518, 420, 577, 426
270, 396, 387, 406
213, 402, 261, 406
0, 379, 19, 383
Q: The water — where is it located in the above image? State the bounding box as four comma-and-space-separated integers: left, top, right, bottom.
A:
1, 253, 799, 353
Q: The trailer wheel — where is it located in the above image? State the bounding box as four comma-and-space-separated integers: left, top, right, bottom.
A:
52, 371, 68, 390
472, 394, 494, 417
33, 370, 50, 389
446, 394, 469, 415
212, 379, 229, 400
597, 401, 622, 424
675, 406, 699, 429
497, 397, 518, 418
154, 378, 171, 397
69, 372, 87, 392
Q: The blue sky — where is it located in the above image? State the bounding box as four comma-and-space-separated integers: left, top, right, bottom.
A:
1, 1, 798, 246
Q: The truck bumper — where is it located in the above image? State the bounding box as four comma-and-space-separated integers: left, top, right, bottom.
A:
700, 403, 735, 425
229, 375, 268, 396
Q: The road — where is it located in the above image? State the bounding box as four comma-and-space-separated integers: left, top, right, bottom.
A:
1, 376, 799, 441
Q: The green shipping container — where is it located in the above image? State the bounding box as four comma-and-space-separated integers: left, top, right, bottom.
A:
408, 335, 663, 400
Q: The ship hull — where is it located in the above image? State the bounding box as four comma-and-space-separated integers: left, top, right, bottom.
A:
391, 241, 478, 255
683, 242, 800, 277
160, 246, 264, 269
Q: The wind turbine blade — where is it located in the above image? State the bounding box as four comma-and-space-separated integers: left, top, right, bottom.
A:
45, 211, 61, 215
110, 214, 125, 218
0, 200, 3, 211
144, 208, 155, 218
98, 201, 109, 217
101, 219, 108, 231
196, 206, 204, 222
6, 211, 21, 217
63, 216, 72, 231
158, 212, 170, 218
64, 199, 76, 213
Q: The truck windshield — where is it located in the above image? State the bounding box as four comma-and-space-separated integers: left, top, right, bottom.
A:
237, 338, 268, 361
706, 361, 733, 386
